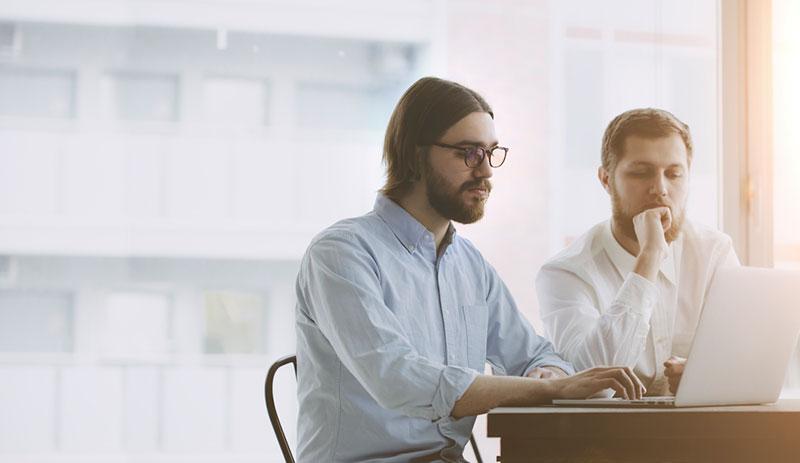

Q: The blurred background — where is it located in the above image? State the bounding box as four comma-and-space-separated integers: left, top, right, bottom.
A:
0, 0, 797, 461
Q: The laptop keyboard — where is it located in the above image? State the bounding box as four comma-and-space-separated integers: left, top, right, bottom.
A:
626, 396, 675, 405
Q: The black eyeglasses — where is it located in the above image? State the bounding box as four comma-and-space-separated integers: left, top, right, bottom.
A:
432, 142, 509, 168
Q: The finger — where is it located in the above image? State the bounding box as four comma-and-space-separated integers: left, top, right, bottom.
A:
527, 368, 545, 379
615, 368, 639, 400
624, 366, 646, 399
601, 378, 627, 399
659, 207, 672, 231
669, 377, 679, 394
609, 368, 640, 400
598, 369, 636, 399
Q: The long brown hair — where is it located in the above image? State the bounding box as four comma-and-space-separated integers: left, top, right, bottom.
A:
380, 77, 493, 201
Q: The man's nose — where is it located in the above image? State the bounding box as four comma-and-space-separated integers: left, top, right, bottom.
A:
650, 174, 668, 196
473, 153, 493, 178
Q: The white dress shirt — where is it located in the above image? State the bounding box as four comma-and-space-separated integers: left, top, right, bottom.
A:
536, 219, 740, 395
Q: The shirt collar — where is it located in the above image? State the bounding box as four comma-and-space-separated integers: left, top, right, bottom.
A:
374, 194, 455, 254
600, 220, 678, 286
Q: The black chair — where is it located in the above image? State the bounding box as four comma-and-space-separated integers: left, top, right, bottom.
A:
264, 354, 483, 463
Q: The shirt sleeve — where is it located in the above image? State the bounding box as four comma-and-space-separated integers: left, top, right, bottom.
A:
297, 231, 478, 422
482, 261, 575, 377
536, 265, 659, 372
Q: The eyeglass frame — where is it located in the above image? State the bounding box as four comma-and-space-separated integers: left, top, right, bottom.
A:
430, 142, 509, 168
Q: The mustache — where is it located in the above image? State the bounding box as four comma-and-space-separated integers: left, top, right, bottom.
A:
460, 179, 493, 193
642, 201, 672, 211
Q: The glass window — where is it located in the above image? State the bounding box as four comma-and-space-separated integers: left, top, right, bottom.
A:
0, 290, 73, 353
102, 291, 171, 357
0, 3, 724, 462
203, 291, 266, 354
203, 76, 268, 127
296, 82, 396, 131
773, 0, 800, 271
0, 67, 75, 118
549, 0, 719, 250
103, 72, 179, 122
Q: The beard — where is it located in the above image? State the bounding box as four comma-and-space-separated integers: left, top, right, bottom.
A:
610, 183, 685, 244
425, 167, 492, 225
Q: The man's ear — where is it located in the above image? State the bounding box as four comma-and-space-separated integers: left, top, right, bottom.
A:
598, 166, 611, 194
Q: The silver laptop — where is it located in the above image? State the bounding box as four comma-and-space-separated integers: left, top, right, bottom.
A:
553, 266, 800, 408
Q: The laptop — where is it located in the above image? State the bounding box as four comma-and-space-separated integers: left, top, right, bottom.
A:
552, 266, 800, 408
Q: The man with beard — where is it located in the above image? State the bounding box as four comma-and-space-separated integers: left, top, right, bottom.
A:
536, 108, 740, 397
294, 77, 643, 462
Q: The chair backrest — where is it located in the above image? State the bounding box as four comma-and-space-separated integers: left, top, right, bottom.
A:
264, 354, 482, 463
264, 354, 297, 463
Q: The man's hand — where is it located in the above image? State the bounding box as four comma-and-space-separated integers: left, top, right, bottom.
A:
632, 207, 671, 282
527, 366, 569, 379
633, 207, 671, 256
663, 356, 686, 394
545, 366, 646, 400
451, 366, 645, 418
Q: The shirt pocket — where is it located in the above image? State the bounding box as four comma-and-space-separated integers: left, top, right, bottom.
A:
462, 303, 489, 372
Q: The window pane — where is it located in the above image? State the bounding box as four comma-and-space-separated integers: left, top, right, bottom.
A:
102, 292, 170, 356
0, 290, 73, 352
104, 72, 178, 122
0, 67, 75, 118
203, 291, 266, 354
296, 83, 393, 131
203, 76, 268, 127
773, 0, 800, 270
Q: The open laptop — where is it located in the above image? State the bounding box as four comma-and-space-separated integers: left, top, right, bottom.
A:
552, 266, 800, 408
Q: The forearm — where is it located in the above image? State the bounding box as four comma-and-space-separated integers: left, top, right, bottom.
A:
551, 276, 656, 369
451, 374, 554, 419
633, 248, 665, 282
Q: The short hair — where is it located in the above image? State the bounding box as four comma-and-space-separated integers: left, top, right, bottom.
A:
601, 108, 693, 173
380, 77, 493, 201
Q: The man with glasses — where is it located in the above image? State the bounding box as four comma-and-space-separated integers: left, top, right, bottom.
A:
295, 77, 643, 462
536, 108, 740, 397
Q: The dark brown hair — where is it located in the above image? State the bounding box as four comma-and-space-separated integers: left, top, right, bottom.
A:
380, 77, 493, 200
601, 108, 693, 173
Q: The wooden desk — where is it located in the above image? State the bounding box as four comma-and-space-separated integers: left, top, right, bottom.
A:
487, 399, 800, 463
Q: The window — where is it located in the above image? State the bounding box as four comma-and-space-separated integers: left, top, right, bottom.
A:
773, 0, 800, 271
204, 291, 266, 354
102, 291, 171, 357
0, 290, 73, 353
0, 3, 727, 462
0, 67, 75, 118
296, 82, 397, 131
203, 76, 268, 127
103, 72, 179, 122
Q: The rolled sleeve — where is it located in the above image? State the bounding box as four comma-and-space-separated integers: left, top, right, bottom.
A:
432, 366, 479, 422
522, 357, 576, 377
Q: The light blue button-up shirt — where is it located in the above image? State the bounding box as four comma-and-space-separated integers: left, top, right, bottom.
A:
295, 195, 574, 462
